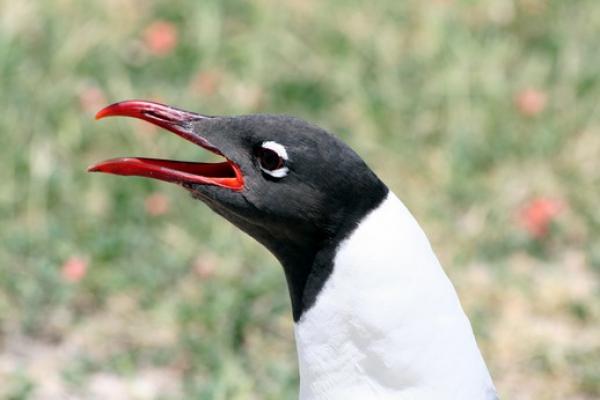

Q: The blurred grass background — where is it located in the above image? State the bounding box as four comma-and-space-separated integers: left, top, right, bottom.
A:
1, 0, 599, 398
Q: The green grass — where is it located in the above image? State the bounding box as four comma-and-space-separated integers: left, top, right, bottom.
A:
1, 0, 600, 398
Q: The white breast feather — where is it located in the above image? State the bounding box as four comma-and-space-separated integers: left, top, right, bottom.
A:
294, 192, 498, 400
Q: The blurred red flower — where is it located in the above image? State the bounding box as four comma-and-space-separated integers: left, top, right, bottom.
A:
143, 21, 178, 56
515, 88, 547, 116
61, 256, 89, 282
78, 86, 107, 113
191, 68, 223, 97
192, 254, 216, 279
516, 197, 564, 238
145, 192, 170, 216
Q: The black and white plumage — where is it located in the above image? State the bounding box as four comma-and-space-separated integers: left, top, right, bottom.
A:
89, 100, 499, 400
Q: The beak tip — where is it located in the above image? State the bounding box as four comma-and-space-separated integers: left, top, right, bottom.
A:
95, 101, 131, 120
95, 106, 112, 120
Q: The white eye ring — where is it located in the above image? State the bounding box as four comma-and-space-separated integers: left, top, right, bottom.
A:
258, 141, 289, 178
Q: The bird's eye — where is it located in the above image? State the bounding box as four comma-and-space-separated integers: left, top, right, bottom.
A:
258, 148, 283, 171
257, 141, 289, 179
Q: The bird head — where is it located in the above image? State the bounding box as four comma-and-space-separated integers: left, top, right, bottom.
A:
89, 100, 387, 319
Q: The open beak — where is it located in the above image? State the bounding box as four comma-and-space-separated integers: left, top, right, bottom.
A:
87, 100, 244, 191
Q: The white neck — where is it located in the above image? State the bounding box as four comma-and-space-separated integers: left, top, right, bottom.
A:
294, 192, 498, 400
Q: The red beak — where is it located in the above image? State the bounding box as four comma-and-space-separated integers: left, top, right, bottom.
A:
87, 100, 244, 190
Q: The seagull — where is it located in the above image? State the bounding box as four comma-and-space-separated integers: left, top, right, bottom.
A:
88, 100, 499, 400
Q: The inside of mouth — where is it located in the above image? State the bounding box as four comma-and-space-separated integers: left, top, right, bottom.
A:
142, 158, 237, 178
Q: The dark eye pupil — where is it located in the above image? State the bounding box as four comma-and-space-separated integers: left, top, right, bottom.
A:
259, 149, 282, 171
